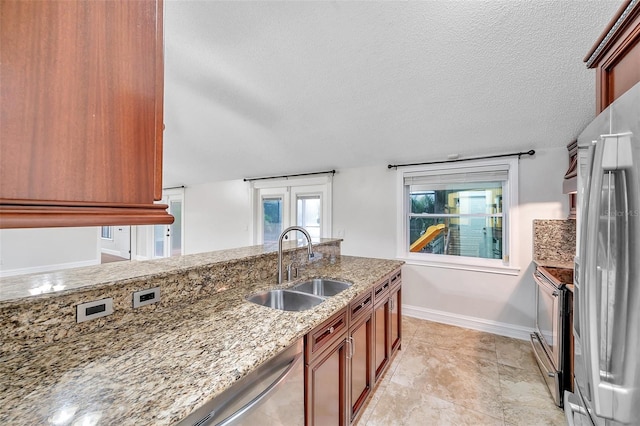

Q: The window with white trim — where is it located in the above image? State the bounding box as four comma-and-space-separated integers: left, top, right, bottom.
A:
397, 158, 519, 274
101, 226, 113, 240
252, 176, 332, 245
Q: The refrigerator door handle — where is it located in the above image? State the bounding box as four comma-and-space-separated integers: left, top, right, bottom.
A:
583, 133, 636, 422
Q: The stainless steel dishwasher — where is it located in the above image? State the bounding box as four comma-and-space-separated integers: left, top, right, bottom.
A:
177, 338, 304, 426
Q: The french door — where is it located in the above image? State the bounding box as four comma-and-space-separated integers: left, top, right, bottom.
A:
253, 177, 332, 245
153, 189, 184, 258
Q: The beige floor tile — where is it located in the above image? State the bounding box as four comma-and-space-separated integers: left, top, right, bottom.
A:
495, 334, 538, 371
498, 363, 565, 425
366, 381, 504, 426
401, 316, 422, 340
356, 344, 406, 425
355, 317, 561, 426
412, 320, 498, 362
390, 340, 504, 420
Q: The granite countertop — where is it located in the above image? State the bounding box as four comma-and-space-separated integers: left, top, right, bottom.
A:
0, 239, 342, 302
0, 255, 403, 425
534, 259, 575, 270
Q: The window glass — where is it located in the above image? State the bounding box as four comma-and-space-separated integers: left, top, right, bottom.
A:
170, 200, 183, 256
101, 226, 112, 240
398, 158, 518, 272
263, 197, 283, 244
409, 183, 503, 259
297, 195, 321, 241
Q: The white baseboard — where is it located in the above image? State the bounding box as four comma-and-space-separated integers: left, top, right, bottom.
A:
402, 304, 534, 341
101, 248, 129, 258
0, 259, 101, 278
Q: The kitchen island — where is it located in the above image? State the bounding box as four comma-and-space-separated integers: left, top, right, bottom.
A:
0, 242, 402, 425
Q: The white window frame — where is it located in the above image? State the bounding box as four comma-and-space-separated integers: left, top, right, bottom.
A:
100, 226, 113, 240
251, 176, 333, 245
396, 158, 520, 275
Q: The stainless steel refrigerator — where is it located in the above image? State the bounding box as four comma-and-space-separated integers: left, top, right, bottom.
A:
564, 82, 640, 425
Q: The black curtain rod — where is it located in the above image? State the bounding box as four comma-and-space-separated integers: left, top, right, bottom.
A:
163, 185, 185, 190
387, 150, 535, 169
244, 169, 336, 182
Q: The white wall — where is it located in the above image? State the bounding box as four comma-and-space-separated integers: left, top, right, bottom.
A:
183, 179, 253, 254
0, 227, 100, 277
333, 147, 569, 338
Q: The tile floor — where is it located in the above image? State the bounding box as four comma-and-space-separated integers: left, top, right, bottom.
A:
356, 316, 566, 426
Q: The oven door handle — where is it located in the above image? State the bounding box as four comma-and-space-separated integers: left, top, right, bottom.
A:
533, 271, 561, 295
531, 334, 556, 378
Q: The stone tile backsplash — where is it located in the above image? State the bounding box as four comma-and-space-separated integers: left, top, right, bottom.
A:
533, 219, 576, 268
0, 240, 341, 354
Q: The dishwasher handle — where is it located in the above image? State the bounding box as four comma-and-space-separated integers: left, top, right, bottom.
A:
217, 352, 302, 426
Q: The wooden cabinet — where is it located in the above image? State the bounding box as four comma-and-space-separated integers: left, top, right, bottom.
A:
373, 269, 402, 382
373, 299, 390, 381
0, 0, 173, 228
304, 267, 402, 425
348, 290, 373, 422
389, 270, 402, 356
305, 308, 349, 426
373, 278, 391, 381
585, 1, 640, 113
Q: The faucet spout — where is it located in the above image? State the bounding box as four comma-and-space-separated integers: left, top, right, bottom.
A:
277, 226, 314, 284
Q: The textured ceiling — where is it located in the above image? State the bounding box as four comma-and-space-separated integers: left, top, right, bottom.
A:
163, 0, 621, 187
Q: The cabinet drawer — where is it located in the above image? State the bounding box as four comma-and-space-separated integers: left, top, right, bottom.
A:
373, 278, 390, 305
350, 290, 373, 323
305, 308, 348, 362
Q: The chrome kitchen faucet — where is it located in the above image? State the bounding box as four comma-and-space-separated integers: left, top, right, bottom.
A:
277, 226, 314, 284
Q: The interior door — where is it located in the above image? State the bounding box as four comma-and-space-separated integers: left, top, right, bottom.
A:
100, 226, 131, 260
153, 190, 184, 258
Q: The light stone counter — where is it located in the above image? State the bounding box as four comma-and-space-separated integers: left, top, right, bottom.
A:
0, 255, 403, 425
532, 219, 576, 269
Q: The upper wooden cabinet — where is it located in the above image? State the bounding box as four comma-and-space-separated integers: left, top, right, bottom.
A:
585, 0, 640, 114
0, 0, 173, 228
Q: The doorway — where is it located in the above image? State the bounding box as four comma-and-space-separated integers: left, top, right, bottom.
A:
100, 226, 131, 263
153, 188, 184, 258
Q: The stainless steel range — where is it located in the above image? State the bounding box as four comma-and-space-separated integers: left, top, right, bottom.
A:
530, 265, 574, 407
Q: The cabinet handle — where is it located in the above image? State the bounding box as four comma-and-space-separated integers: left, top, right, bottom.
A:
389, 297, 394, 311
346, 337, 354, 359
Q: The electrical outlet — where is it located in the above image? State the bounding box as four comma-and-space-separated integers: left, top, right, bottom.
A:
76, 298, 113, 323
133, 287, 160, 308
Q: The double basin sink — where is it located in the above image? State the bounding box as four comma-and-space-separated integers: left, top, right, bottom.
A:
247, 278, 352, 311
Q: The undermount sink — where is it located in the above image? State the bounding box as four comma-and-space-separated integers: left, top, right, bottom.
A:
291, 278, 352, 297
247, 289, 325, 311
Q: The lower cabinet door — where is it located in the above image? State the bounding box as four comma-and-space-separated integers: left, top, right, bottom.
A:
349, 311, 373, 421
390, 284, 402, 355
306, 336, 348, 426
373, 300, 389, 381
